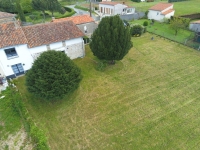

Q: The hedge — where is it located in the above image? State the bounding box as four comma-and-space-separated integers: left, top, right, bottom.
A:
74, 5, 89, 11
55, 7, 75, 19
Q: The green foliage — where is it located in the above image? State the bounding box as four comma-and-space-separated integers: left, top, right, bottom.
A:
74, 5, 89, 11
169, 17, 190, 35
55, 7, 75, 19
30, 125, 49, 150
130, 25, 143, 36
0, 88, 21, 138
20, 0, 33, 13
46, 0, 62, 17
90, 15, 132, 64
0, 0, 16, 12
96, 60, 108, 71
26, 50, 82, 100
16, 0, 26, 22
143, 21, 148, 26
131, 0, 141, 2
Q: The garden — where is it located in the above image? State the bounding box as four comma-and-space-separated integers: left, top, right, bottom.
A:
13, 33, 200, 149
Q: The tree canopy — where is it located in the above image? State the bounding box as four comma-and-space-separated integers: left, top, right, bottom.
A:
89, 15, 132, 64
26, 51, 82, 100
169, 17, 190, 36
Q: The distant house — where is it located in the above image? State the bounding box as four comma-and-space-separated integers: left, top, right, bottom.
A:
99, 2, 135, 18
189, 20, 200, 32
148, 3, 175, 22
53, 15, 98, 37
0, 12, 85, 79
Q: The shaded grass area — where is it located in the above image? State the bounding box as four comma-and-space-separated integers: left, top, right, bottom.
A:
130, 19, 193, 43
0, 88, 22, 140
16, 33, 200, 149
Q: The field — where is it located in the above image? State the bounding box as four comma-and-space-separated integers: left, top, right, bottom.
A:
114, 0, 200, 16
16, 33, 200, 149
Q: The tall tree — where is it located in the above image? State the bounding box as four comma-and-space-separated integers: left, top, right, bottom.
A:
32, 0, 47, 22
46, 0, 62, 17
16, 0, 26, 22
89, 15, 132, 64
26, 51, 82, 100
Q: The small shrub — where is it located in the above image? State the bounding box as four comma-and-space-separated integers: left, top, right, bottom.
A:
130, 25, 143, 36
143, 21, 148, 26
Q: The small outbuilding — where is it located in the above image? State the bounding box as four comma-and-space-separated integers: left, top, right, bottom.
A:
148, 3, 175, 22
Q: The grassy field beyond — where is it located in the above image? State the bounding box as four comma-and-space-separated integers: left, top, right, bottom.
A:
16, 33, 200, 149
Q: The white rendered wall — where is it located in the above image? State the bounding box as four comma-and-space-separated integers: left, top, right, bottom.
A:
148, 10, 164, 21
0, 44, 33, 77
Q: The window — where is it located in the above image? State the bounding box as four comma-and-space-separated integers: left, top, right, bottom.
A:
62, 41, 66, 47
4, 48, 18, 59
11, 63, 24, 76
46, 45, 50, 50
157, 12, 159, 15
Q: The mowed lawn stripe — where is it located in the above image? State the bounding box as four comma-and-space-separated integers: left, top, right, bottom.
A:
16, 33, 200, 149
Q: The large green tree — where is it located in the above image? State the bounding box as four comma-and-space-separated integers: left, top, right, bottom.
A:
46, 0, 62, 17
26, 51, 82, 100
89, 15, 132, 64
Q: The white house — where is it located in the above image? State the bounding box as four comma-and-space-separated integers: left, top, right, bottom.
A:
0, 13, 85, 79
148, 3, 175, 22
189, 20, 200, 32
99, 2, 135, 18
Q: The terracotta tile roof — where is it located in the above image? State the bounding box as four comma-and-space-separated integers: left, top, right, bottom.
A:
22, 21, 84, 48
149, 3, 173, 11
99, 1, 121, 6
0, 11, 16, 19
53, 15, 94, 25
161, 9, 174, 15
0, 22, 27, 49
191, 20, 200, 24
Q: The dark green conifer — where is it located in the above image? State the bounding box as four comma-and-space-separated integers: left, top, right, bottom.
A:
26, 50, 82, 100
90, 15, 132, 64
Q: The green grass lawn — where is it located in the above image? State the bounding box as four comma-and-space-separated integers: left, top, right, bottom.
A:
0, 88, 22, 139
122, 0, 200, 16
16, 33, 200, 149
130, 19, 193, 43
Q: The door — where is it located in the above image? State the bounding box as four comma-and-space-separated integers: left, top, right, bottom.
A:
11, 63, 24, 76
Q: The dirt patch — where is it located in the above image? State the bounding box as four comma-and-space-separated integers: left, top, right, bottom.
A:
0, 128, 33, 150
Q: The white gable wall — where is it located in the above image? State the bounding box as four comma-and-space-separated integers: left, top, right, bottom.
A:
0, 44, 34, 78
114, 4, 127, 15
164, 11, 175, 19
148, 10, 164, 21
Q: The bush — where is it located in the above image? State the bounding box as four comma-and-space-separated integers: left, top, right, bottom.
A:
130, 25, 143, 36
26, 50, 82, 100
143, 21, 148, 26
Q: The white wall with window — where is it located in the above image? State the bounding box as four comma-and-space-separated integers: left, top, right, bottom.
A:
0, 38, 85, 79
0, 44, 34, 78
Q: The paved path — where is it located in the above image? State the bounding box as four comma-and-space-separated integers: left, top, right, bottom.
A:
67, 5, 95, 17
